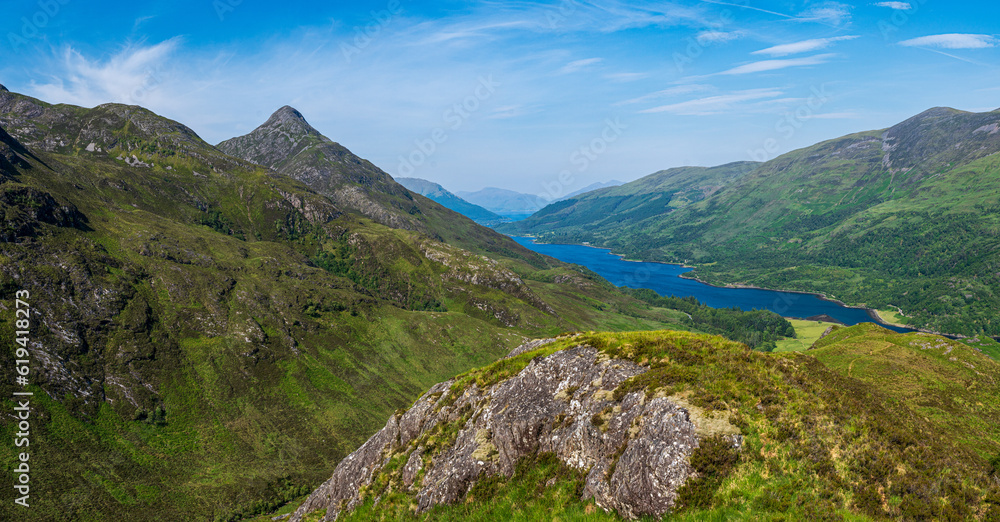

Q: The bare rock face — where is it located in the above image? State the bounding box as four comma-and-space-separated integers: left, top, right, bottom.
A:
291, 340, 732, 521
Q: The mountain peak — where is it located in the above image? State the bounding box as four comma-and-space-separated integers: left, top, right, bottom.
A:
0, 84, 8, 92
268, 105, 308, 125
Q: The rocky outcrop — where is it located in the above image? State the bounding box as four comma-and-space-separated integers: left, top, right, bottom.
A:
290, 339, 739, 521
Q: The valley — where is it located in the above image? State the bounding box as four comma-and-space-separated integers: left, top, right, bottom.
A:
2, 6, 999, 518
501, 108, 1000, 337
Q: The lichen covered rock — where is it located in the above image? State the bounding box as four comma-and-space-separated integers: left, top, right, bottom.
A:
291, 339, 739, 521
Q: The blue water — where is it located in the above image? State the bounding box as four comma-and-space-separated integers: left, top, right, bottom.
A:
512, 237, 913, 332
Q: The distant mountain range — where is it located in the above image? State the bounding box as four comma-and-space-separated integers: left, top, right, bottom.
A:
395, 177, 504, 224
501, 106, 1000, 336
456, 180, 624, 218
553, 179, 624, 202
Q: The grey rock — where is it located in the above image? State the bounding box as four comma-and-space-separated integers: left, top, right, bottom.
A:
290, 340, 725, 521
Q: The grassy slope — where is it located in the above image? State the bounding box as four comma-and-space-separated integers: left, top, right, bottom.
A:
502, 110, 1000, 336
773, 319, 838, 352
811, 323, 1000, 462
298, 328, 1000, 521
0, 123, 691, 520
503, 162, 757, 235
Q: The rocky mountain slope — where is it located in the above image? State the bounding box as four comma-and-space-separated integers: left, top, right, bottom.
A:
503, 108, 1000, 336
216, 107, 523, 259
396, 177, 503, 224
289, 328, 1000, 521
0, 86, 717, 521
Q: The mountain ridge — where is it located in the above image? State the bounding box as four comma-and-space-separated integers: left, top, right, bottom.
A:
396, 176, 504, 224
502, 107, 1000, 335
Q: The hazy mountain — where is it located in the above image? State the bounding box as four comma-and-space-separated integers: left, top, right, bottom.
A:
456, 187, 547, 216
553, 179, 624, 202
502, 107, 1000, 335
395, 177, 504, 224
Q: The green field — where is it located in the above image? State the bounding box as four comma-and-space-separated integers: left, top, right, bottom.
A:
773, 319, 839, 352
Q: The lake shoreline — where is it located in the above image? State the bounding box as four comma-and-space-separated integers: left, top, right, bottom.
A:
514, 235, 968, 337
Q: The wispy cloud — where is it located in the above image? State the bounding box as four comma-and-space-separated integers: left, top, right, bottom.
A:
559, 57, 603, 74
697, 0, 851, 27
873, 2, 911, 10
604, 72, 650, 83
899, 33, 997, 49
752, 36, 858, 56
797, 3, 853, 26
719, 53, 836, 75
696, 30, 745, 45
30, 39, 181, 108
487, 105, 538, 119
615, 84, 713, 106
639, 88, 784, 115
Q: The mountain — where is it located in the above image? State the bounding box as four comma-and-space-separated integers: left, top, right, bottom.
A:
502, 162, 756, 234
0, 87, 714, 521
216, 107, 523, 259
288, 326, 1000, 521
456, 187, 547, 217
395, 177, 504, 224
553, 179, 624, 202
502, 108, 1000, 336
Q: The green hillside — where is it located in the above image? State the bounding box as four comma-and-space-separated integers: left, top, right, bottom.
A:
287, 327, 1000, 521
0, 90, 712, 520
0, 86, 803, 521
502, 108, 1000, 336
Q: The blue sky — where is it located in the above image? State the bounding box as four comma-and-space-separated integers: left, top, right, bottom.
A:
1, 1, 998, 198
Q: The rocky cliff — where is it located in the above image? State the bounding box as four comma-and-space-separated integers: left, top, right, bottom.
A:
290, 334, 741, 521
288, 328, 1000, 521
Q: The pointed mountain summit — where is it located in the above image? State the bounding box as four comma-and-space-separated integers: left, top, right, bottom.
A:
218, 107, 543, 259
218, 105, 430, 230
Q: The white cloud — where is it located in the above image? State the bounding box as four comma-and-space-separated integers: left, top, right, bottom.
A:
873, 2, 911, 10
696, 30, 745, 45
615, 84, 712, 106
559, 58, 603, 74
639, 88, 784, 115
719, 53, 836, 75
752, 36, 858, 56
30, 39, 181, 109
604, 72, 650, 83
899, 34, 997, 49
797, 3, 853, 26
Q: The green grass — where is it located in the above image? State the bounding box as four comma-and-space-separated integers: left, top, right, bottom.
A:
0, 100, 729, 521
303, 327, 1000, 521
773, 319, 838, 352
